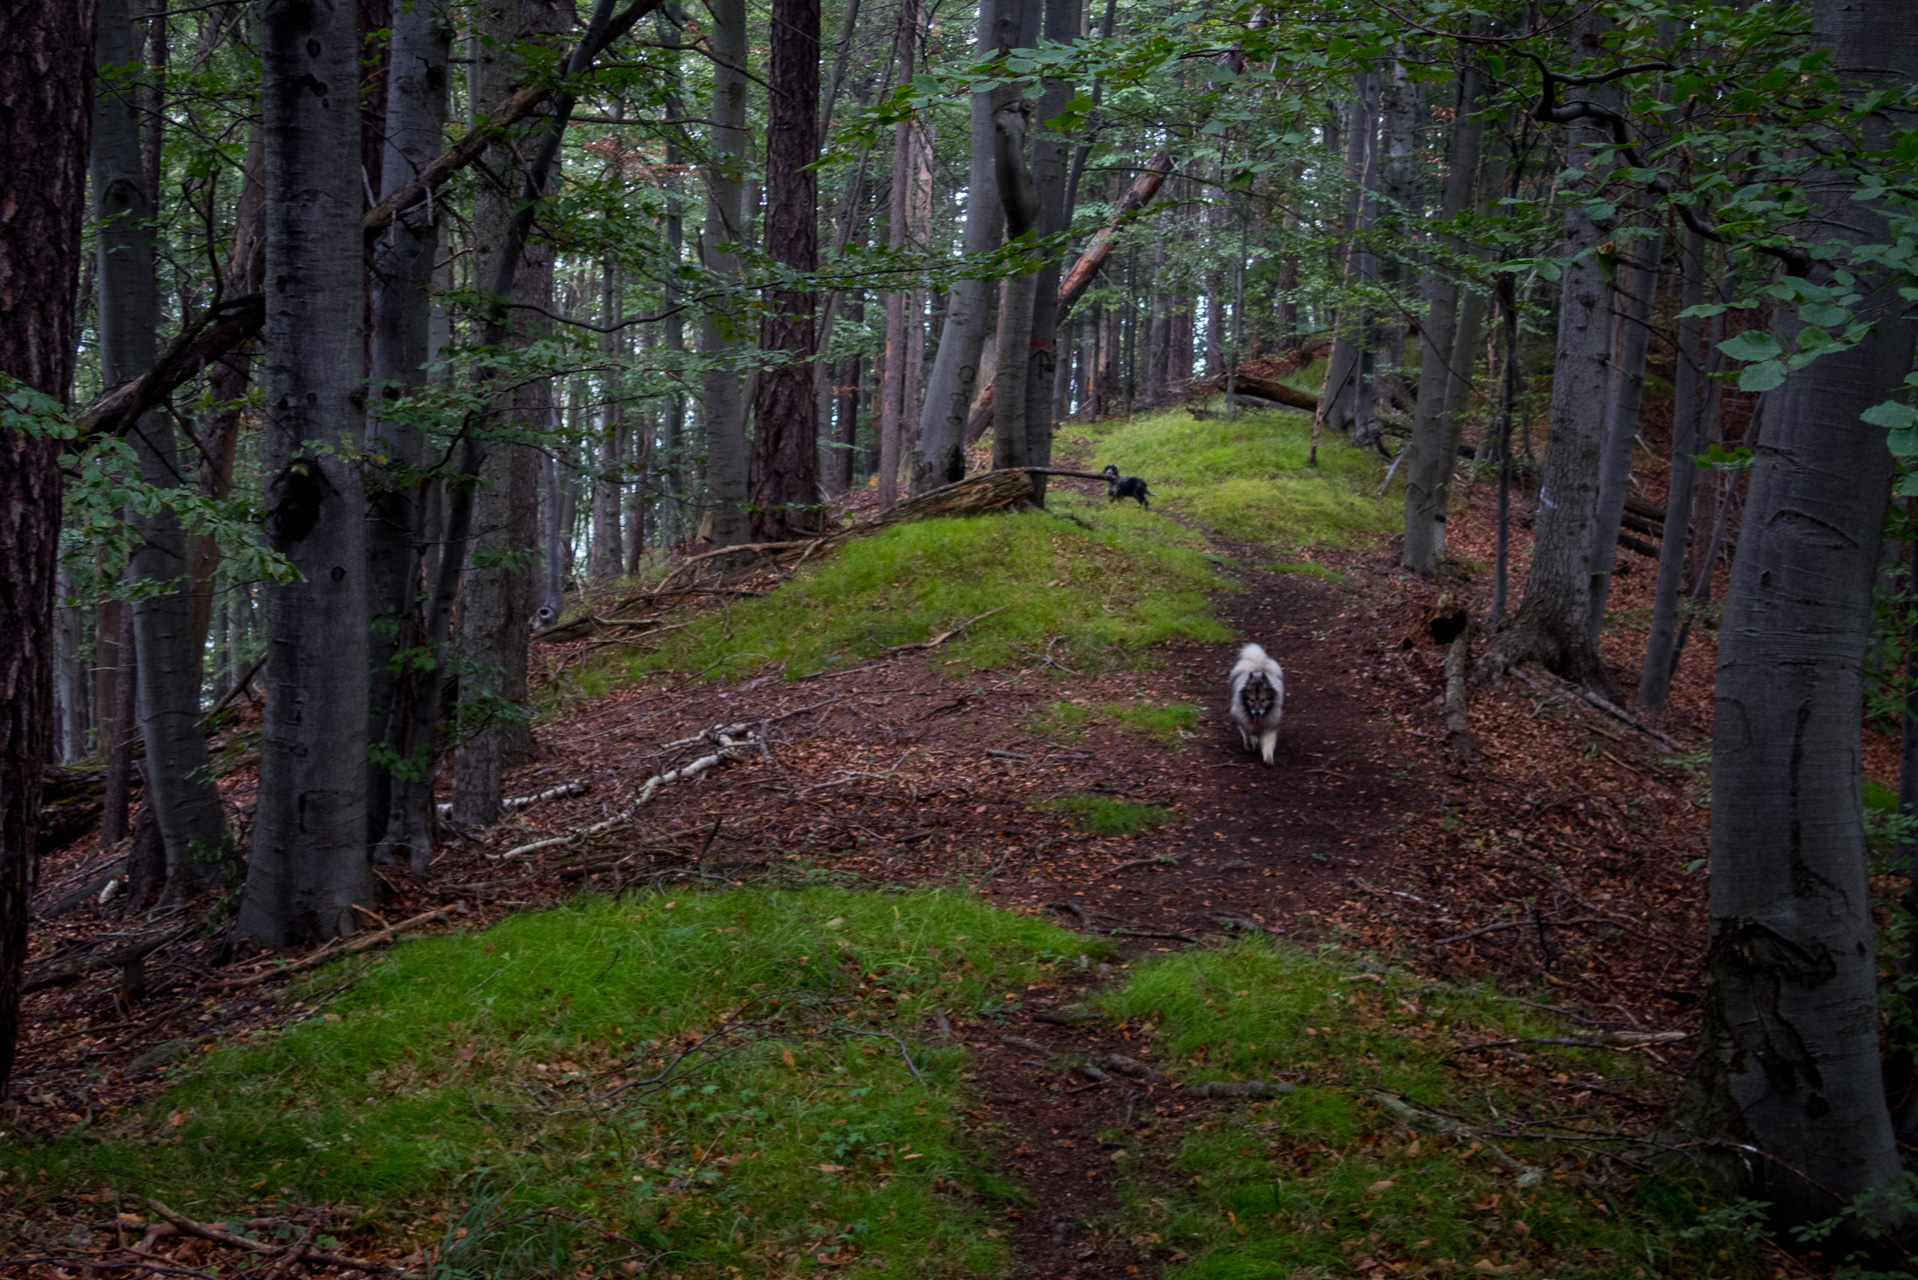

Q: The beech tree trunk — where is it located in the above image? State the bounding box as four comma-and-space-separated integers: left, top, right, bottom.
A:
1664, 0, 1918, 1232
238, 0, 374, 946
875, 0, 918, 512
1480, 39, 1616, 691
0, 0, 94, 1092
1021, 0, 1077, 495
364, 0, 451, 857
1587, 229, 1664, 647
95, 0, 230, 900
1638, 229, 1708, 717
700, 0, 751, 545
910, 0, 1003, 494
591, 262, 625, 579
747, 0, 821, 537
1402, 55, 1482, 575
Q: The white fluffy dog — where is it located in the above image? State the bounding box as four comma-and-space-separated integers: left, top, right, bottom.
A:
1228, 643, 1285, 765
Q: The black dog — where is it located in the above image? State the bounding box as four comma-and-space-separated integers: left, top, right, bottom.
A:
1102, 463, 1152, 509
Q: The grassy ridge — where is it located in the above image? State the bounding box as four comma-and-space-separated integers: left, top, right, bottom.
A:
592, 509, 1233, 687
6, 890, 1101, 1279
1079, 393, 1398, 550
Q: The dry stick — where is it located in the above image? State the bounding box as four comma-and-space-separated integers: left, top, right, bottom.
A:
145, 1201, 394, 1274
1433, 916, 1605, 947
867, 606, 1008, 654
212, 909, 450, 990
1513, 666, 1684, 753
491, 728, 761, 860
438, 779, 589, 820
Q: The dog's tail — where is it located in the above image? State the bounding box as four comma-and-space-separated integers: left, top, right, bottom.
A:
1238, 642, 1271, 666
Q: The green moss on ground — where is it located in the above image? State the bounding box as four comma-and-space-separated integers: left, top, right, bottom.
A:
4, 890, 1102, 1280
1077, 399, 1398, 550
1031, 792, 1182, 837
1093, 942, 1760, 1279
586, 510, 1231, 687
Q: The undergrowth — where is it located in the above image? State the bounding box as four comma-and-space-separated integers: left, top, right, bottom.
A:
2, 889, 1104, 1279
578, 510, 1231, 687
1091, 942, 1758, 1279
1076, 395, 1398, 550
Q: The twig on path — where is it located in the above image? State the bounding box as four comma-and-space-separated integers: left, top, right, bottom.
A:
868, 606, 1008, 655
492, 728, 760, 860
145, 1200, 395, 1273
1015, 635, 1081, 676
1433, 916, 1605, 947
213, 910, 450, 990
985, 748, 1093, 761
1106, 855, 1177, 874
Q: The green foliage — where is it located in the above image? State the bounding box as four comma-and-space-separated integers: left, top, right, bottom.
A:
1031, 792, 1181, 836
4, 889, 1100, 1279
1078, 402, 1397, 550
597, 512, 1231, 685
1094, 942, 1759, 1279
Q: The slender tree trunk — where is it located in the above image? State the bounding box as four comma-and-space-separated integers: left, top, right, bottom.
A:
239, 0, 373, 946
1021, 0, 1077, 495
1403, 55, 1482, 575
1320, 77, 1372, 441
1664, 0, 1917, 1230
0, 0, 92, 1091
990, 0, 1042, 476
365, 0, 451, 858
1637, 231, 1705, 717
875, 0, 918, 511
700, 0, 751, 544
455, 0, 561, 825
749, 0, 822, 535
96, 599, 133, 846
1480, 64, 1616, 691
659, 130, 687, 540
96, 0, 230, 899
591, 263, 625, 579
910, 0, 1002, 494
1587, 228, 1665, 647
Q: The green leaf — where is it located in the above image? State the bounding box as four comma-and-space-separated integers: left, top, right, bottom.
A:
1861, 400, 1918, 431
1718, 331, 1782, 363
1800, 303, 1849, 327
1737, 360, 1787, 392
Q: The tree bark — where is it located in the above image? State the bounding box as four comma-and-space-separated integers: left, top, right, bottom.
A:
0, 0, 93, 1092
1638, 229, 1707, 717
1319, 77, 1374, 443
238, 0, 374, 947
97, 599, 134, 847
908, 0, 1003, 494
1587, 228, 1664, 647
1479, 39, 1616, 691
1664, 0, 1918, 1230
748, 0, 821, 537
591, 262, 625, 579
95, 0, 230, 900
700, 0, 751, 545
875, 0, 919, 512
1021, 0, 1077, 498
364, 0, 451, 857
1402, 54, 1483, 576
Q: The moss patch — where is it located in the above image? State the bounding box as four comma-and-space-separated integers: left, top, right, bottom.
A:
1080, 402, 1398, 550
1032, 792, 1182, 837
588, 511, 1231, 686
4, 890, 1102, 1279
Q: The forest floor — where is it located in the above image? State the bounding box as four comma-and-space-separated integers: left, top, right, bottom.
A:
2, 398, 1860, 1279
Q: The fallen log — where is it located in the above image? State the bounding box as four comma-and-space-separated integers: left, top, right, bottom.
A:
22, 921, 193, 995
1193, 373, 1319, 413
